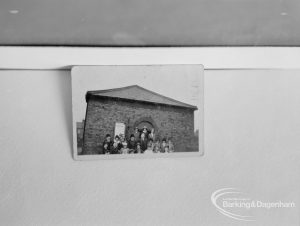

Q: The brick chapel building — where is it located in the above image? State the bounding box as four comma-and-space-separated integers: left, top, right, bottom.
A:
82, 85, 198, 154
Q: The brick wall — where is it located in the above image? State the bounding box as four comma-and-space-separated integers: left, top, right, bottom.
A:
82, 97, 196, 154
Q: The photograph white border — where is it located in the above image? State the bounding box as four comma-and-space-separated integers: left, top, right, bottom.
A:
74, 151, 204, 161
72, 64, 204, 160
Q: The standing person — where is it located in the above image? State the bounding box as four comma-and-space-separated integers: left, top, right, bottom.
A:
102, 134, 113, 154
128, 134, 136, 153
140, 132, 148, 153
142, 126, 149, 139
148, 128, 155, 141
133, 127, 140, 142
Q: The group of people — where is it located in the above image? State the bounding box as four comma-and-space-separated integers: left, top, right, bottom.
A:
101, 126, 175, 154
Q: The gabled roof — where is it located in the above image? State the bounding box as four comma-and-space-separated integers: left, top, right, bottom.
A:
86, 85, 197, 110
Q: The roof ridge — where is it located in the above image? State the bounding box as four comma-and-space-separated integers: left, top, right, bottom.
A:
86, 85, 197, 110
134, 85, 197, 109
88, 85, 138, 94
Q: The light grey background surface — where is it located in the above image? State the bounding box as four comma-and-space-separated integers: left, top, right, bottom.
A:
0, 69, 299, 225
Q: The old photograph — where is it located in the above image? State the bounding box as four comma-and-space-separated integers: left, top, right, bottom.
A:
72, 65, 204, 159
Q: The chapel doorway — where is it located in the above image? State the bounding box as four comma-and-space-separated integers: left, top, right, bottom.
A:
136, 121, 154, 131
132, 116, 157, 133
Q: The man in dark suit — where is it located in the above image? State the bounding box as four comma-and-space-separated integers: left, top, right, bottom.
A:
140, 132, 148, 153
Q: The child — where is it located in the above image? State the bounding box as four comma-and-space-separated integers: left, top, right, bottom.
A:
111, 142, 120, 154
148, 138, 154, 150
154, 140, 161, 152
160, 138, 167, 153
168, 139, 175, 152
121, 142, 129, 154
120, 134, 125, 143
153, 144, 161, 153
114, 135, 123, 150
143, 142, 154, 154
128, 134, 136, 153
135, 142, 142, 154
164, 145, 169, 153
103, 143, 110, 154
102, 134, 113, 154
